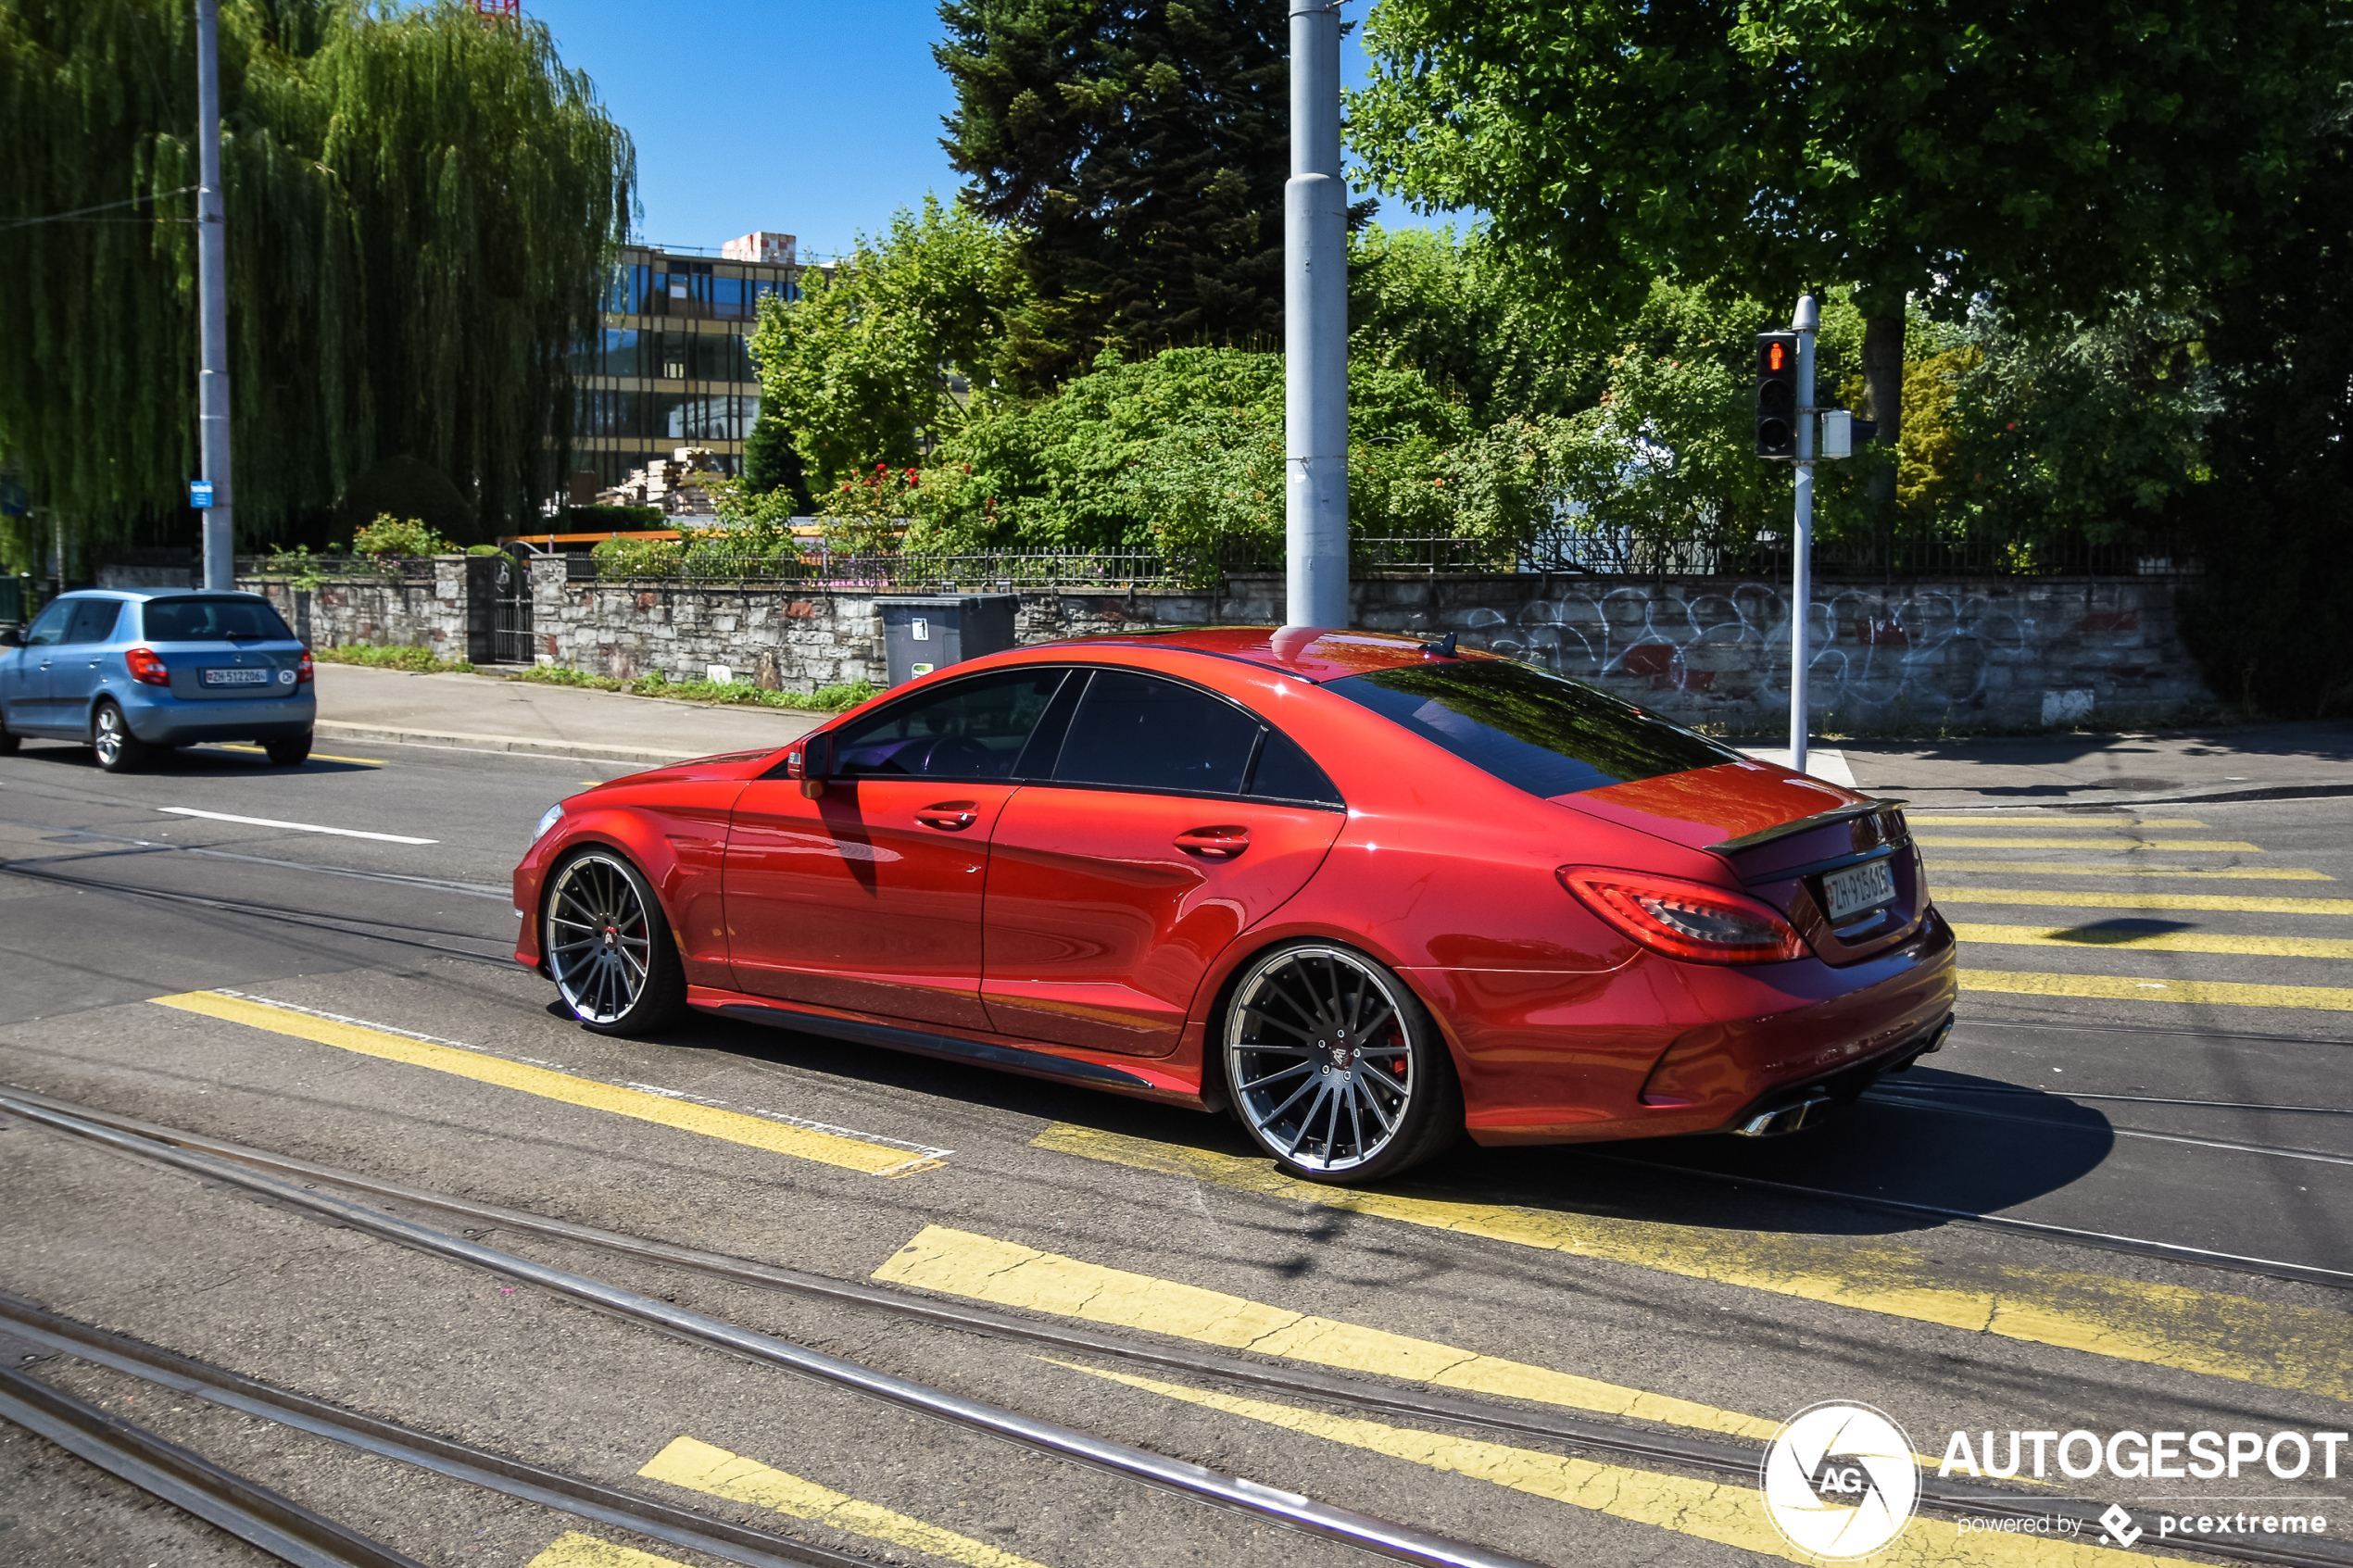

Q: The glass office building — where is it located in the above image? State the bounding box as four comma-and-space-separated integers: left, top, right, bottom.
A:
563, 237, 799, 494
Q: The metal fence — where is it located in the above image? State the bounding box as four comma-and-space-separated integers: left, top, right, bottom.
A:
571, 547, 1187, 591
235, 554, 442, 583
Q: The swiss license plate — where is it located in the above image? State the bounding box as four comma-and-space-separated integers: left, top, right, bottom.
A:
1823, 859, 1896, 922
201, 667, 269, 687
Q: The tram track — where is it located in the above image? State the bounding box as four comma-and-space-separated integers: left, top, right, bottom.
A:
6, 1085, 2348, 1568
0, 1356, 430, 1568
0, 1087, 1536, 1568
0, 1296, 872, 1568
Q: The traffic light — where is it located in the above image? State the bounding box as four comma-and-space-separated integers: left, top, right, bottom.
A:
1755, 332, 1798, 459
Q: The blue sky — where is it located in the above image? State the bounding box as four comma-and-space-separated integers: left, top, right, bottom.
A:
534, 0, 1421, 259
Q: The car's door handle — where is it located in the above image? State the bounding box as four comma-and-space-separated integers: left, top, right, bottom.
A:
915, 801, 980, 831
1175, 826, 1251, 859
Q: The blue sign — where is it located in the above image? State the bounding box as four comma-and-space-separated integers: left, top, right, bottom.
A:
189, 480, 214, 509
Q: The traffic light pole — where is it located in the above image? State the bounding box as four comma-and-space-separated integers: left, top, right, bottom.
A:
1788, 293, 1818, 776
196, 0, 234, 592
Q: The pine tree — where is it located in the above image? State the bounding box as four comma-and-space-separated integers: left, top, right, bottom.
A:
935, 0, 1303, 391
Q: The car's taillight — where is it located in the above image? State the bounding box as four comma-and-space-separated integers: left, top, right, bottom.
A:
1557, 866, 1808, 964
125, 646, 170, 686
296, 648, 314, 684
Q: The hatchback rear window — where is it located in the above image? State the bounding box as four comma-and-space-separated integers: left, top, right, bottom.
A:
143, 597, 294, 642
1329, 659, 1739, 797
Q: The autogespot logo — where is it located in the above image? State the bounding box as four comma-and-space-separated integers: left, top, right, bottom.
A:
1761, 1401, 1922, 1560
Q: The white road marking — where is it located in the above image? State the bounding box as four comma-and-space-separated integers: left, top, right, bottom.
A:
157, 807, 436, 845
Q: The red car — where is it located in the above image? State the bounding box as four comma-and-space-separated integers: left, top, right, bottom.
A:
512, 628, 1955, 1184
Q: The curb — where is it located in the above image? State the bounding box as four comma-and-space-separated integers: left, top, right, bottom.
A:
313, 721, 715, 767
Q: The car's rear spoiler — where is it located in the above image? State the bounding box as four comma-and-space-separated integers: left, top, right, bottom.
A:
1705, 798, 1906, 855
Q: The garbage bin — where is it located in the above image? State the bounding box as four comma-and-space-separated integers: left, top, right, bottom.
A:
874, 594, 1019, 686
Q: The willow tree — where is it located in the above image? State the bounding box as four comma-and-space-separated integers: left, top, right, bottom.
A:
0, 0, 633, 563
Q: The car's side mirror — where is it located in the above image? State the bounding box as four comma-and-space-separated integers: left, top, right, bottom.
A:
0, 626, 20, 648
784, 734, 836, 798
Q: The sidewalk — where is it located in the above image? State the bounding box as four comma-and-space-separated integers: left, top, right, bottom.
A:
1840, 721, 2353, 808
314, 665, 826, 765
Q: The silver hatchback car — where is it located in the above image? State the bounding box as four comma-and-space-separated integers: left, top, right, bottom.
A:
0, 589, 315, 771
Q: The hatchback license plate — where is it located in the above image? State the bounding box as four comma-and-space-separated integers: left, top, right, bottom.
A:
201, 667, 269, 687
1823, 859, 1896, 922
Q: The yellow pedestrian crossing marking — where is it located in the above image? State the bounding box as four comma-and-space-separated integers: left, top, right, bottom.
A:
1051, 1362, 2176, 1568
875, 1225, 1780, 1441
150, 990, 945, 1176
641, 1436, 1051, 1568
1937, 887, 2353, 916
1962, 968, 2353, 1010
1029, 1124, 2353, 1401
1926, 860, 2330, 881
527, 1536, 690, 1568
1909, 815, 2208, 829
1915, 836, 2261, 851
1950, 922, 2353, 960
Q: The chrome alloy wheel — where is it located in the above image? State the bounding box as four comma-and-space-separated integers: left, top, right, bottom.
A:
1227, 946, 1417, 1174
92, 703, 130, 768
546, 853, 653, 1025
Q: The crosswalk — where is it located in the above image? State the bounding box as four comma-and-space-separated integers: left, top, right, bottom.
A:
1923, 812, 2352, 1017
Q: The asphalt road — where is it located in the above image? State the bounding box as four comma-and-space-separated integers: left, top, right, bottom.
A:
1, 727, 2348, 1568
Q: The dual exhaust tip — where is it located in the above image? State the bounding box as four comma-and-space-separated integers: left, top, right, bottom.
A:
1730, 1016, 1954, 1138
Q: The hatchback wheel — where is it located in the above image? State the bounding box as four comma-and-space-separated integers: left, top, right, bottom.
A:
544, 849, 686, 1035
265, 731, 312, 766
1225, 941, 1461, 1183
91, 700, 154, 773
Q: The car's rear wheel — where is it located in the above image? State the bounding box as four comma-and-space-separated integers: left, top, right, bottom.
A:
1224, 941, 1461, 1184
544, 848, 686, 1035
265, 731, 312, 766
91, 700, 154, 773
0, 712, 17, 754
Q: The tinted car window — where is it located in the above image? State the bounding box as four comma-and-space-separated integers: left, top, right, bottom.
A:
143, 597, 294, 643
1246, 727, 1342, 808
833, 671, 1063, 780
62, 599, 124, 645
1330, 659, 1738, 797
1056, 671, 1261, 795
23, 600, 72, 646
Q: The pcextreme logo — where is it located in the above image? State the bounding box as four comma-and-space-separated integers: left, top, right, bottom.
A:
1761, 1401, 1922, 1560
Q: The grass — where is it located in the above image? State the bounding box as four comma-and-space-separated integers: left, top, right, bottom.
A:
506, 663, 878, 713
314, 643, 474, 674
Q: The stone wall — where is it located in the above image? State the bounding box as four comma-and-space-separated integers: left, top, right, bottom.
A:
241, 557, 498, 664
243, 555, 2215, 733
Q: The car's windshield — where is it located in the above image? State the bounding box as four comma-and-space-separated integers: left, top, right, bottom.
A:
1329, 658, 1740, 797
142, 597, 294, 642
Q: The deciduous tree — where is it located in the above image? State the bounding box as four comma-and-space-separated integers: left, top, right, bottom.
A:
1351, 0, 2338, 482
0, 0, 634, 561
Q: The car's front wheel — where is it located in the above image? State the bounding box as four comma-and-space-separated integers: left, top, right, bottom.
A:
544, 848, 687, 1035
91, 700, 154, 773
1224, 941, 1461, 1184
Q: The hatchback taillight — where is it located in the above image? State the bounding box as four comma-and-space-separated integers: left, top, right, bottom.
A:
125, 646, 170, 686
1557, 866, 1808, 964
296, 648, 314, 684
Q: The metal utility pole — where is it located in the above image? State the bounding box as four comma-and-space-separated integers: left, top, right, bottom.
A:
1787, 293, 1818, 775
196, 0, 234, 591
1284, 1, 1347, 630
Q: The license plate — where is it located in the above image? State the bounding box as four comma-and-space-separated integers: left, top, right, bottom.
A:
201, 667, 269, 687
1823, 859, 1896, 922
